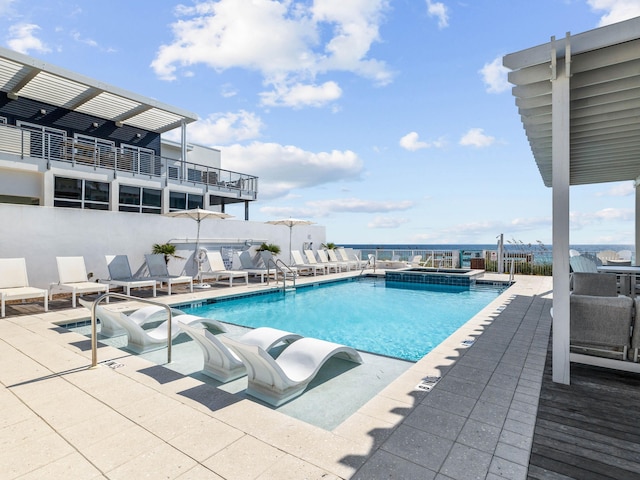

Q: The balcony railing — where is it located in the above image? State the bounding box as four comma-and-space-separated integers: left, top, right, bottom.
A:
0, 123, 258, 199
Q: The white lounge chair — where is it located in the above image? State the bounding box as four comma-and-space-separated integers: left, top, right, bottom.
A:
144, 254, 193, 295
78, 298, 186, 338
327, 249, 351, 271
220, 335, 363, 406
0, 258, 48, 317
238, 251, 277, 283
337, 248, 364, 269
114, 310, 226, 354
50, 256, 109, 308
105, 255, 157, 296
304, 250, 334, 273
201, 251, 248, 287
317, 249, 345, 273
178, 324, 302, 382
260, 251, 298, 278
291, 250, 325, 276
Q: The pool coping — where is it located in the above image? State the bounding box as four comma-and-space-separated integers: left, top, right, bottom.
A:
0, 271, 552, 479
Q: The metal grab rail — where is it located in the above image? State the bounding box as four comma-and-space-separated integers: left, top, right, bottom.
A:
89, 292, 173, 368
359, 255, 376, 275
264, 258, 297, 290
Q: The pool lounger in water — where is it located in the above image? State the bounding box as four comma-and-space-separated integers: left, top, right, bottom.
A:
221, 335, 363, 407
178, 324, 303, 383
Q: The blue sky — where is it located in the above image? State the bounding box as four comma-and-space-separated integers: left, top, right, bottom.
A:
2, 0, 640, 245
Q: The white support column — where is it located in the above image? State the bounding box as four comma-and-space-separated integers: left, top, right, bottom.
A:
635, 178, 640, 258
180, 120, 187, 182
552, 59, 571, 385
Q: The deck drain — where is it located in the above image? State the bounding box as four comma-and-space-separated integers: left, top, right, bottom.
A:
461, 339, 475, 347
416, 376, 441, 392
101, 360, 124, 369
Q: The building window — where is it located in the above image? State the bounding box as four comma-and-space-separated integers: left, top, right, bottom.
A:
119, 185, 161, 214
169, 191, 203, 211
54, 177, 109, 210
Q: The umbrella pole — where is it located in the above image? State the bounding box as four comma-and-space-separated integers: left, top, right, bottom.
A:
194, 218, 210, 288
289, 226, 293, 264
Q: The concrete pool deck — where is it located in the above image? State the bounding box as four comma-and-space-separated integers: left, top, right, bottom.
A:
0, 271, 552, 479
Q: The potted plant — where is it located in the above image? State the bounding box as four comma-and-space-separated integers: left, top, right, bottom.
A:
256, 242, 281, 255
152, 243, 183, 265
322, 242, 337, 250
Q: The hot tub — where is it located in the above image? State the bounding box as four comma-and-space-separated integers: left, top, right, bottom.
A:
385, 267, 485, 287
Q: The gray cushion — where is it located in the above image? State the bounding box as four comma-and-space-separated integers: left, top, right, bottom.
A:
570, 294, 633, 348
571, 272, 618, 297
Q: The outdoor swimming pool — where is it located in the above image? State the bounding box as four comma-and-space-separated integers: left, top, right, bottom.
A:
178, 277, 508, 361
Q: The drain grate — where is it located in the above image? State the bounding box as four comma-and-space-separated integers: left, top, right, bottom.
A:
416, 375, 441, 391
101, 360, 124, 369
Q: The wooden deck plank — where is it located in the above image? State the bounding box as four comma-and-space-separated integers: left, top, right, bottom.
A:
528, 341, 640, 480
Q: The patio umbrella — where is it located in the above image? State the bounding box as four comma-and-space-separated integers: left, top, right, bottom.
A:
164, 208, 233, 287
265, 218, 315, 264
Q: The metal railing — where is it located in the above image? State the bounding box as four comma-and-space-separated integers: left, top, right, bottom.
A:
89, 292, 174, 368
0, 123, 258, 198
264, 257, 297, 291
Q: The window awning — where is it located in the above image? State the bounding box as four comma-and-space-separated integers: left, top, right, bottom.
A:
0, 47, 198, 134
503, 16, 640, 187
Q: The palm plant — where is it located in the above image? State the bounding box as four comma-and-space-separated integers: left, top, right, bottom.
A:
152, 243, 183, 265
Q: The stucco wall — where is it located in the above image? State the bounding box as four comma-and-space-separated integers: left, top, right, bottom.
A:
2, 204, 325, 289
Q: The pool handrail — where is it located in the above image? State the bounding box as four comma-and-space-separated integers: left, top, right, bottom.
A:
88, 292, 173, 367
264, 257, 296, 290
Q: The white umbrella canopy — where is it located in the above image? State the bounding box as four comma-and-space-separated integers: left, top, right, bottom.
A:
265, 218, 315, 263
164, 208, 233, 285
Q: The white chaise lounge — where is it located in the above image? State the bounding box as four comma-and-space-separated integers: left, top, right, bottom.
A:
50, 256, 109, 308
291, 250, 325, 276
238, 251, 277, 283
0, 258, 48, 317
201, 251, 249, 287
316, 249, 345, 273
105, 255, 157, 296
115, 310, 226, 354
78, 298, 185, 337
178, 324, 302, 382
221, 335, 363, 406
144, 254, 193, 295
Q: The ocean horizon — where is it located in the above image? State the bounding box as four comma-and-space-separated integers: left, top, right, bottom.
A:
343, 243, 634, 252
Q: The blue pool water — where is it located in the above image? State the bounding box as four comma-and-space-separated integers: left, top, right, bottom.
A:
180, 278, 507, 361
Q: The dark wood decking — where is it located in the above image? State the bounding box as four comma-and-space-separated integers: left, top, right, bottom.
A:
529, 347, 640, 479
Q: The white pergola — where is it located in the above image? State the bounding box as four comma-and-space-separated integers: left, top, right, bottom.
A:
504, 16, 640, 384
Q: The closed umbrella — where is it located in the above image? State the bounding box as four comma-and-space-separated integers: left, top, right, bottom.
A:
265, 218, 314, 264
164, 208, 233, 287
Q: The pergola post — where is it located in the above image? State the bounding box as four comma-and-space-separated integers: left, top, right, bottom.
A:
551, 56, 571, 385
636, 177, 640, 256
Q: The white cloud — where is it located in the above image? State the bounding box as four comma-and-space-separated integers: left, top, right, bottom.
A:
164, 110, 264, 145
221, 142, 364, 199
588, 0, 640, 26
459, 128, 495, 148
7, 23, 50, 54
260, 81, 342, 108
425, 0, 449, 29
71, 31, 98, 48
308, 198, 414, 214
0, 0, 16, 15
571, 207, 635, 229
400, 132, 428, 151
399, 131, 447, 151
596, 181, 635, 197
480, 55, 510, 94
260, 197, 412, 220
151, 0, 392, 108
368, 216, 410, 228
